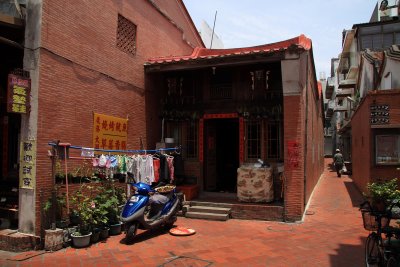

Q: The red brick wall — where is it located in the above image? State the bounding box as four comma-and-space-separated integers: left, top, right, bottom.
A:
283, 95, 305, 221
352, 90, 400, 194
304, 70, 325, 204
351, 96, 372, 193
151, 0, 204, 48
33, 0, 199, 235
283, 56, 324, 221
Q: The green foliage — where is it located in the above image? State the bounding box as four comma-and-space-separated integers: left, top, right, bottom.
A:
70, 179, 127, 233
95, 181, 126, 225
70, 184, 97, 233
71, 159, 94, 179
364, 178, 400, 206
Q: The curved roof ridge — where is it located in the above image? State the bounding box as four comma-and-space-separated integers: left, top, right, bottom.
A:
196, 34, 311, 57
146, 34, 312, 64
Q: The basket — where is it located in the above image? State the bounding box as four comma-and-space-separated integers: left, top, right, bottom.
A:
361, 210, 390, 231
155, 185, 176, 194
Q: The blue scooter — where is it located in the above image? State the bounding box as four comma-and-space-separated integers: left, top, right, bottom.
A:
120, 182, 182, 243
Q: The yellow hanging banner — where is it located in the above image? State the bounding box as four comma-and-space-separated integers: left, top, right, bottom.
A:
19, 140, 36, 189
93, 113, 128, 151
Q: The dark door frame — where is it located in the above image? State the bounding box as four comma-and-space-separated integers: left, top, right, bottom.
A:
199, 113, 244, 192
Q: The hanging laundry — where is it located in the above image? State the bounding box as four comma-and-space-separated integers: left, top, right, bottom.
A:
138, 155, 154, 185
92, 157, 99, 167
158, 154, 170, 185
166, 155, 174, 183
110, 155, 118, 168
153, 156, 160, 183
81, 147, 94, 158
118, 155, 127, 174
98, 154, 107, 167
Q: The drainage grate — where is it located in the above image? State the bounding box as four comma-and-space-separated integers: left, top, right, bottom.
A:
161, 254, 213, 267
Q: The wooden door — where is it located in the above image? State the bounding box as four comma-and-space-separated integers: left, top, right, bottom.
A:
205, 121, 217, 191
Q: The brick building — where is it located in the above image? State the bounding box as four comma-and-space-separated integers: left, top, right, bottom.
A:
1, 0, 324, 251
145, 35, 325, 222
0, 0, 203, 241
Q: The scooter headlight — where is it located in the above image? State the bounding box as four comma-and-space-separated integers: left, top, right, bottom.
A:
130, 196, 139, 202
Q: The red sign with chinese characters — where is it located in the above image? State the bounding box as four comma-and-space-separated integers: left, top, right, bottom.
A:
93, 113, 128, 150
7, 74, 30, 114
287, 140, 301, 169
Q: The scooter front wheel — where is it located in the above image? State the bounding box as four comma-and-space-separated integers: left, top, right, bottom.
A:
163, 215, 177, 230
125, 223, 138, 244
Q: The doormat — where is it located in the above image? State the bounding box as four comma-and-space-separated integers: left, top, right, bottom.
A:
7, 250, 45, 261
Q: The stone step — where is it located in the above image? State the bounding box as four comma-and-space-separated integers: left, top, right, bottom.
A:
189, 201, 233, 209
185, 211, 229, 221
189, 205, 231, 215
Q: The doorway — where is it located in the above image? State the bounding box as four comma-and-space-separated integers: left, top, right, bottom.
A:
204, 119, 239, 193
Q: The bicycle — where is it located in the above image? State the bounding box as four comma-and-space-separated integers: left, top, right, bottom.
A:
360, 201, 400, 267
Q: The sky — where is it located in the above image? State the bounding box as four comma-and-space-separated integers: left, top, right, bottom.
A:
183, 0, 379, 79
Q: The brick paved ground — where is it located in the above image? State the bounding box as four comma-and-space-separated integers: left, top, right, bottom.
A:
0, 159, 368, 267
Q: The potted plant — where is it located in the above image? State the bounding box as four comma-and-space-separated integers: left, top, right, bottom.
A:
108, 186, 126, 235
70, 184, 94, 248
97, 181, 126, 236
364, 178, 400, 211
91, 191, 108, 243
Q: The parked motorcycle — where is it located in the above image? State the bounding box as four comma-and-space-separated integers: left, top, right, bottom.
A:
120, 182, 182, 243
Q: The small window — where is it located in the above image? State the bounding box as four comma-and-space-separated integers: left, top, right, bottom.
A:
267, 122, 280, 159
116, 14, 137, 56
246, 120, 261, 160
375, 135, 400, 165
186, 122, 198, 159
166, 121, 198, 159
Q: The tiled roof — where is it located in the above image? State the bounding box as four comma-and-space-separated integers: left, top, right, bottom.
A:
146, 34, 312, 65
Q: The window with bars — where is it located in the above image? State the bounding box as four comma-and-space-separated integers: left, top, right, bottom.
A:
166, 121, 198, 159
246, 120, 261, 160
116, 14, 137, 56
186, 122, 198, 158
246, 120, 281, 161
267, 122, 280, 159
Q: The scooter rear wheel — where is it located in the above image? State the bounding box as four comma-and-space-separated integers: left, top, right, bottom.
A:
125, 223, 138, 244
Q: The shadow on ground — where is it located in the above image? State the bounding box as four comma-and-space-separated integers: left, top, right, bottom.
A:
344, 181, 365, 208
120, 227, 171, 245
329, 236, 366, 267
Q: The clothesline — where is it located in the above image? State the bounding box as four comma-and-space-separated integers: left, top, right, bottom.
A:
48, 141, 180, 214
47, 141, 180, 154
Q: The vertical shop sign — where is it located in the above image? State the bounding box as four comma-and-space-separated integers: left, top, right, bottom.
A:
93, 113, 128, 150
287, 140, 300, 169
7, 74, 30, 114
19, 140, 36, 189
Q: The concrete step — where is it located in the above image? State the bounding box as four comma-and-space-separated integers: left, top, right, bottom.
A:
185, 211, 229, 221
188, 205, 231, 214
189, 201, 233, 209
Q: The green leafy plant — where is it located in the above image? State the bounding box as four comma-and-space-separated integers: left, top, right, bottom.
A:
364, 178, 400, 209
95, 181, 126, 225
70, 184, 97, 234
71, 159, 94, 183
